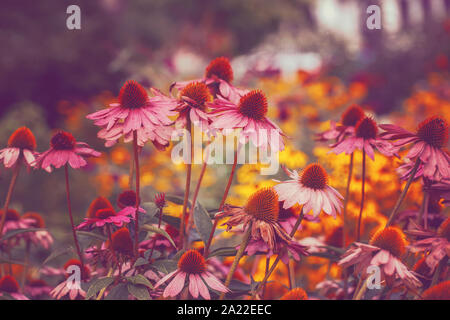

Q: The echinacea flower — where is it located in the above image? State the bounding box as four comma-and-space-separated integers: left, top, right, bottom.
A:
77, 207, 133, 230
155, 249, 229, 300
50, 259, 90, 300
316, 104, 365, 143
0, 275, 28, 300
408, 217, 450, 271
380, 116, 450, 181
331, 116, 397, 160
34, 130, 101, 171
0, 127, 38, 168
173, 57, 240, 101
21, 212, 53, 249
420, 280, 450, 300
111, 227, 135, 258
0, 209, 32, 237
87, 80, 177, 150
280, 287, 308, 300
140, 224, 179, 253
339, 227, 422, 288
209, 89, 285, 151
220, 187, 292, 251
86, 196, 115, 219
274, 164, 343, 218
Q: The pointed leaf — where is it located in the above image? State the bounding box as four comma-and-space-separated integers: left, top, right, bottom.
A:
192, 202, 213, 246
141, 224, 176, 248
127, 284, 151, 300
85, 277, 115, 300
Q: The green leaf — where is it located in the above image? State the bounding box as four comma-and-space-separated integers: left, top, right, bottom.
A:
192, 202, 213, 246
161, 215, 180, 229
127, 283, 151, 300
133, 257, 149, 268
152, 259, 178, 274
41, 246, 74, 266
208, 247, 237, 257
77, 231, 107, 242
0, 228, 46, 241
85, 277, 115, 300
128, 274, 154, 289
141, 224, 176, 248
141, 202, 159, 220
105, 283, 129, 300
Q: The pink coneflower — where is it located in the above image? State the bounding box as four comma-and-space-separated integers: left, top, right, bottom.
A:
339, 227, 422, 290
316, 104, 365, 143
86, 80, 176, 150
331, 117, 396, 240
173, 57, 240, 101
76, 207, 134, 230
408, 217, 450, 272
220, 188, 292, 250
116, 189, 146, 214
21, 212, 53, 249
111, 227, 135, 259
86, 196, 114, 219
380, 116, 450, 181
35, 130, 100, 171
274, 164, 343, 218
331, 116, 397, 160
50, 259, 90, 300
140, 224, 179, 253
0, 209, 31, 236
35, 131, 101, 267
0, 127, 37, 168
155, 249, 229, 299
209, 89, 285, 152
0, 275, 28, 300
0, 127, 41, 238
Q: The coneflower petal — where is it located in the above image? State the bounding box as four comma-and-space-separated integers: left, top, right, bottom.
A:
189, 274, 199, 298
202, 272, 229, 293
195, 274, 210, 300
164, 271, 186, 298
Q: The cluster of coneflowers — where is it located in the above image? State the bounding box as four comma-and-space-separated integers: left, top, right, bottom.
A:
0, 57, 448, 300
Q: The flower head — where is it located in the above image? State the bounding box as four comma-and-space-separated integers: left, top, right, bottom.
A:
34, 130, 100, 171
205, 57, 233, 83
21, 212, 53, 249
111, 227, 134, 257
274, 164, 343, 217
0, 127, 38, 168
380, 115, 450, 181
87, 196, 114, 219
154, 192, 166, 210
421, 280, 450, 300
209, 89, 285, 151
316, 104, 365, 142
155, 249, 229, 300
87, 80, 176, 149
0, 275, 28, 300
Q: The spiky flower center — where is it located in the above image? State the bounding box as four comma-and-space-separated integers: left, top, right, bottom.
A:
117, 190, 137, 209
300, 163, 328, 190
205, 57, 233, 83
22, 212, 45, 228
0, 209, 20, 222
245, 187, 279, 224
341, 105, 365, 127
0, 275, 19, 293
180, 82, 211, 109
280, 288, 308, 300
154, 192, 166, 209
437, 217, 450, 241
50, 131, 76, 150
118, 80, 148, 109
416, 116, 449, 148
111, 227, 134, 256
7, 127, 36, 151
87, 197, 113, 219
355, 117, 378, 139
238, 90, 268, 121
178, 250, 206, 274
370, 227, 406, 257
95, 208, 116, 219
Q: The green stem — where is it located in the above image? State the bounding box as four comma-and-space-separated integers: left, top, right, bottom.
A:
0, 163, 21, 238
356, 149, 366, 242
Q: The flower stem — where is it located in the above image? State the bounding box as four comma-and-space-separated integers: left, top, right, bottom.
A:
133, 131, 141, 259
0, 163, 21, 238
386, 158, 421, 228
179, 118, 193, 250
252, 208, 304, 298
353, 276, 369, 300
64, 164, 85, 268
417, 189, 430, 229
356, 149, 366, 242
149, 207, 163, 260
204, 148, 238, 258
342, 153, 354, 247
288, 259, 295, 290
219, 222, 252, 300
184, 152, 209, 250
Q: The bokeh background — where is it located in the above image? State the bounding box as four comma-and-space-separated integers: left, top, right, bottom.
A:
0, 0, 449, 290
